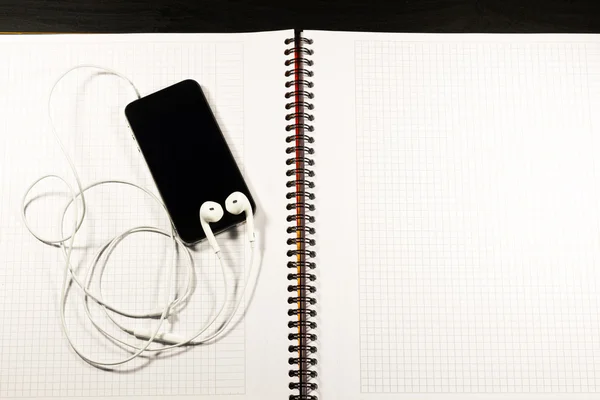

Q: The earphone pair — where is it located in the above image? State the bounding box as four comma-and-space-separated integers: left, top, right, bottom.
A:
200, 191, 255, 254
130, 192, 257, 347
21, 65, 261, 368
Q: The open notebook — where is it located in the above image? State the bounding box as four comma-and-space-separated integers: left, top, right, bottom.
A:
1, 29, 600, 400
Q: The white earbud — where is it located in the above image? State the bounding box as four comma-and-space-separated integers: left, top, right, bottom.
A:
199, 201, 224, 253
225, 191, 255, 242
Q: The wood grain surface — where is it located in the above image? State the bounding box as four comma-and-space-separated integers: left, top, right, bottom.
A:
0, 0, 599, 33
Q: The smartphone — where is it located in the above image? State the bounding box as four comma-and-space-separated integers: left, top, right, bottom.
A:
124, 79, 255, 245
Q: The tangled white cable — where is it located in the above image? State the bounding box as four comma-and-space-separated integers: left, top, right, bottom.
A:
21, 65, 257, 368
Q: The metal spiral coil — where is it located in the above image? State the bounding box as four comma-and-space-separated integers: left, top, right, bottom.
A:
286, 168, 315, 177
285, 32, 317, 400
286, 192, 315, 200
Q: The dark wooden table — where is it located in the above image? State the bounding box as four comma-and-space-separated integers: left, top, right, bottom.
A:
0, 0, 599, 33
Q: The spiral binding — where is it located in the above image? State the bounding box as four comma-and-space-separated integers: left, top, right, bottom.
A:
285, 32, 317, 400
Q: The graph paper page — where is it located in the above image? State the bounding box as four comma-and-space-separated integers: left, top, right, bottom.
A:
309, 31, 600, 400
0, 31, 291, 399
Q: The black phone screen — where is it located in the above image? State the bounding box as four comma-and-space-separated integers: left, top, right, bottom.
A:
125, 79, 255, 245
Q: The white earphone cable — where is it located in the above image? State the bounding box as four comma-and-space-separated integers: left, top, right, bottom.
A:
21, 65, 256, 367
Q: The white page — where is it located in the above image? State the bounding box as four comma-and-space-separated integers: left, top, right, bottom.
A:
308, 30, 600, 400
0, 30, 293, 399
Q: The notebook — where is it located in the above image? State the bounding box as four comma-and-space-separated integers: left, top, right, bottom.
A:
1, 29, 600, 400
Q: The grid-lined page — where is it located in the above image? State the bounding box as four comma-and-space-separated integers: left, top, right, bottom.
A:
309, 31, 600, 400
354, 40, 600, 394
0, 32, 291, 399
